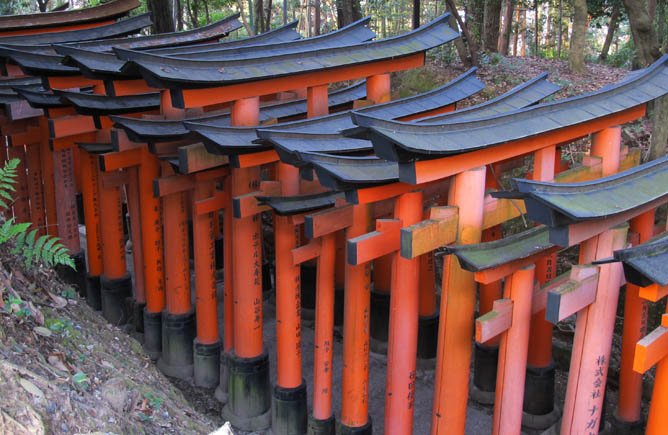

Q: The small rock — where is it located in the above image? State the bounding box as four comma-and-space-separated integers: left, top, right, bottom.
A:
100, 377, 129, 412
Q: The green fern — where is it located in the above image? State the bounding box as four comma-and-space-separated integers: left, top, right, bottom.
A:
0, 158, 75, 270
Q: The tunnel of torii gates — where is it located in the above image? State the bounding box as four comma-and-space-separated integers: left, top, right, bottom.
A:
1, 3, 668, 434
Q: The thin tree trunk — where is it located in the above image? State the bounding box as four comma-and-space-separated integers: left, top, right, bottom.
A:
658, 0, 665, 46
413, 0, 420, 29
314, 0, 321, 34
254, 0, 264, 33
248, 0, 254, 33
557, 0, 562, 57
599, 3, 620, 61
568, 0, 587, 72
445, 2, 471, 66
204, 0, 210, 24
237, 0, 255, 35
483, 0, 502, 52
520, 9, 526, 56
513, 8, 520, 55
498, 0, 514, 54
264, 0, 272, 32
175, 0, 183, 30
283, 0, 287, 24
534, 0, 539, 55
446, 0, 478, 65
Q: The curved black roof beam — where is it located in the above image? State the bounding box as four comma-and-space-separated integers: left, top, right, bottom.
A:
352, 54, 668, 163
297, 152, 398, 191
494, 155, 668, 228
145, 20, 300, 55
54, 89, 160, 116
445, 226, 553, 272
13, 87, 69, 108
56, 13, 241, 53
145, 17, 375, 61
611, 233, 668, 287
259, 72, 559, 171
56, 19, 298, 80
0, 13, 151, 45
258, 67, 483, 135
119, 13, 458, 89
256, 190, 344, 216
0, 76, 42, 86
0, 0, 139, 32
0, 47, 80, 76
111, 81, 365, 143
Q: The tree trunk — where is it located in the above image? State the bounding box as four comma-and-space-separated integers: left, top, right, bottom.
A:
520, 9, 526, 56
557, 0, 563, 57
498, 0, 514, 54
446, 0, 478, 65
254, 0, 264, 33
568, 0, 587, 72
283, 0, 287, 24
513, 8, 520, 55
623, 0, 662, 67
483, 0, 502, 52
237, 0, 255, 35
204, 0, 210, 24
248, 0, 254, 33
336, 0, 362, 28
175, 0, 183, 30
265, 0, 272, 32
36, 0, 49, 12
147, 0, 175, 33
469, 0, 485, 47
534, 0, 540, 55
599, 3, 620, 61
412, 0, 420, 29
446, 1, 472, 66
624, 0, 666, 161
658, 0, 665, 46
314, 0, 321, 34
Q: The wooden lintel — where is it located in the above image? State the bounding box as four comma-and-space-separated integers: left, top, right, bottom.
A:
292, 240, 322, 266
304, 205, 353, 239
49, 115, 111, 139
482, 193, 527, 230
474, 246, 562, 284
400, 206, 458, 259
532, 272, 569, 314
230, 150, 279, 168
111, 128, 144, 152
475, 298, 514, 343
347, 219, 402, 266
545, 265, 600, 324
634, 314, 668, 374
232, 180, 281, 218
177, 142, 229, 174
99, 148, 142, 172
639, 283, 668, 302
101, 170, 130, 188
7, 125, 40, 146
153, 174, 195, 197
194, 190, 227, 215
52, 132, 97, 151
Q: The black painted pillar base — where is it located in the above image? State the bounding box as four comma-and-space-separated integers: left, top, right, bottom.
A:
194, 339, 221, 388
521, 363, 560, 429
271, 381, 307, 434
132, 301, 145, 333
416, 311, 439, 360
263, 262, 275, 299
56, 251, 87, 297
143, 308, 162, 360
300, 263, 317, 320
222, 352, 272, 431
308, 415, 336, 435
370, 288, 390, 355
471, 342, 498, 405
157, 309, 195, 380
611, 414, 644, 435
85, 273, 101, 311
334, 286, 345, 327
100, 274, 132, 325
339, 419, 372, 435
76, 193, 85, 225
215, 350, 231, 404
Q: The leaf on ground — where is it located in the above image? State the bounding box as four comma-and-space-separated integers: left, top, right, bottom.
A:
28, 302, 43, 325
33, 327, 51, 337
47, 353, 72, 373
19, 378, 44, 398
43, 289, 67, 309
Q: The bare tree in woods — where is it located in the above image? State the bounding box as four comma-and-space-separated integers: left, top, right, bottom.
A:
336, 0, 361, 28
568, 0, 587, 72
445, 0, 478, 65
483, 0, 503, 52
623, 0, 667, 160
236, 0, 255, 35
445, 1, 472, 66
599, 3, 621, 61
254, 0, 264, 33
175, 0, 184, 31
557, 0, 563, 57
147, 0, 175, 33
36, 0, 49, 12
498, 0, 515, 54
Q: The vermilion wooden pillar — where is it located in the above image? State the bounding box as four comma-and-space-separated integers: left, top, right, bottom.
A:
617, 209, 654, 429
222, 96, 272, 431
340, 203, 372, 434
7, 145, 30, 223
79, 149, 104, 310
24, 143, 46, 236
431, 166, 486, 435
384, 190, 423, 434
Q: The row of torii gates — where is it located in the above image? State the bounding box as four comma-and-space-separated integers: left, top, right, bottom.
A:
2, 2, 668, 434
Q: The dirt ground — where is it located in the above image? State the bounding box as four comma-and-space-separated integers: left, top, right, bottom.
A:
1, 55, 662, 434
